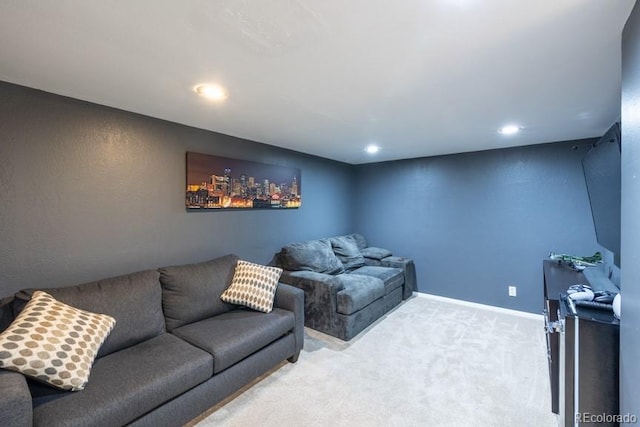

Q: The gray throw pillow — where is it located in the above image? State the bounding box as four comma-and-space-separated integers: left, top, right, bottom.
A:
331, 236, 365, 271
278, 239, 345, 274
361, 246, 393, 260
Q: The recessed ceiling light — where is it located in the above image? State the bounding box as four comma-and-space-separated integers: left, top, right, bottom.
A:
365, 144, 380, 154
194, 84, 228, 101
498, 125, 520, 135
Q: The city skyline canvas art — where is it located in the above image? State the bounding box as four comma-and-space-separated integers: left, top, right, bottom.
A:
186, 152, 301, 210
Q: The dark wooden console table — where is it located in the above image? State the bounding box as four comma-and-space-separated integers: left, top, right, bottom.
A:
543, 260, 619, 426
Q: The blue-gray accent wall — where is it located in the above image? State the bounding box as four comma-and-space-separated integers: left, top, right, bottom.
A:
354, 141, 600, 313
0, 81, 355, 298
621, 2, 640, 420
0, 80, 608, 317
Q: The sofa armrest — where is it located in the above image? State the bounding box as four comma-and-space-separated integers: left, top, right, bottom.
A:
279, 270, 344, 334
0, 371, 32, 427
381, 256, 417, 300
274, 283, 304, 359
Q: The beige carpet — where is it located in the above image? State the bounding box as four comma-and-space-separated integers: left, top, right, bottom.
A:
191, 294, 558, 427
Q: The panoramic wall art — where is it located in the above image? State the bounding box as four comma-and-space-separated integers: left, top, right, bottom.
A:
185, 152, 301, 210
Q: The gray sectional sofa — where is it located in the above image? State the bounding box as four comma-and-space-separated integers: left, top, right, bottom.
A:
0, 254, 304, 427
274, 233, 416, 340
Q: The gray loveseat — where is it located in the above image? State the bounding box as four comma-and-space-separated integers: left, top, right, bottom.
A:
274, 233, 416, 340
0, 254, 304, 427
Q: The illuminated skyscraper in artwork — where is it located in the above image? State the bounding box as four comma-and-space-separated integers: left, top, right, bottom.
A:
224, 168, 232, 196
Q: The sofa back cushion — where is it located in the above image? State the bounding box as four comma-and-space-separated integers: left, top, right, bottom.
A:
331, 235, 365, 271
159, 254, 238, 332
0, 296, 14, 333
13, 270, 165, 358
349, 233, 368, 250
278, 239, 344, 274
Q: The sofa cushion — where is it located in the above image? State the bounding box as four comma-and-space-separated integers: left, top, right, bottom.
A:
159, 254, 238, 332
278, 239, 345, 274
0, 291, 115, 391
349, 233, 369, 251
14, 270, 164, 358
350, 266, 404, 295
171, 308, 294, 374
361, 246, 393, 261
0, 296, 14, 333
330, 236, 365, 271
30, 333, 213, 427
279, 239, 344, 274
221, 260, 282, 313
335, 275, 385, 315
0, 371, 32, 427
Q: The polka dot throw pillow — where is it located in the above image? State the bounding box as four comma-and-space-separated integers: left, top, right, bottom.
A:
0, 290, 116, 391
221, 260, 282, 313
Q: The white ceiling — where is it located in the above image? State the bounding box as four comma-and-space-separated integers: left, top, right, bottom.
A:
0, 1, 635, 164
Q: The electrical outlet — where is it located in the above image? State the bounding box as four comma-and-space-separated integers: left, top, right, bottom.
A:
508, 286, 517, 297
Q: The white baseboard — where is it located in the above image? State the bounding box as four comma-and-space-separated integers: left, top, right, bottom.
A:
414, 292, 544, 321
